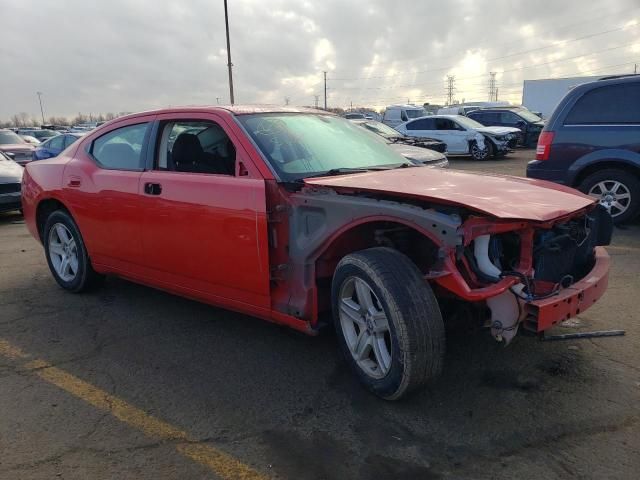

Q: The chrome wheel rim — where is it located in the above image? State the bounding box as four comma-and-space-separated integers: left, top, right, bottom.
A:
588, 180, 631, 218
339, 277, 392, 379
471, 144, 487, 160
48, 223, 79, 282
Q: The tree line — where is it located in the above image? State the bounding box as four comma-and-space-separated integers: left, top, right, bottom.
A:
0, 112, 123, 128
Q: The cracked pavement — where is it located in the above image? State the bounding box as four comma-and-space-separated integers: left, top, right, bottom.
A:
0, 150, 639, 479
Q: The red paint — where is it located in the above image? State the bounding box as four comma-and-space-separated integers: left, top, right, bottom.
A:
21, 106, 609, 337
526, 247, 610, 331
305, 167, 594, 221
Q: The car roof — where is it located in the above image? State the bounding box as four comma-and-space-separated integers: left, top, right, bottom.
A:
111, 105, 330, 124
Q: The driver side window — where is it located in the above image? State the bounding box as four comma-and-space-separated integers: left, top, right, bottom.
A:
156, 120, 236, 175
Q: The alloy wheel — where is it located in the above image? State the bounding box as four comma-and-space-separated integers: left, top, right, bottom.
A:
48, 223, 79, 282
588, 180, 631, 218
338, 276, 392, 379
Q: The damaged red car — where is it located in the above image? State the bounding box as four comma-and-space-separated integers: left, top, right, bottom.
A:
21, 106, 612, 400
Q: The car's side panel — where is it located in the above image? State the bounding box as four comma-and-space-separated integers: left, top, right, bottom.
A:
60, 114, 156, 273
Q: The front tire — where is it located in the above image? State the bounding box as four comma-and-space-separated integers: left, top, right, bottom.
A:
470, 141, 489, 161
44, 210, 104, 292
332, 247, 445, 400
578, 169, 640, 224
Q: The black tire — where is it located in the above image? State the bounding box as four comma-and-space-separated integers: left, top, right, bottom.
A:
486, 140, 496, 158
578, 169, 640, 224
331, 247, 445, 400
470, 141, 489, 161
43, 210, 104, 292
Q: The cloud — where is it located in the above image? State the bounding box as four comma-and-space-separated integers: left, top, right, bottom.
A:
0, 0, 638, 120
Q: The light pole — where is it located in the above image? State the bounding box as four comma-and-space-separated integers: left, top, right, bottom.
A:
223, 0, 235, 105
36, 91, 45, 124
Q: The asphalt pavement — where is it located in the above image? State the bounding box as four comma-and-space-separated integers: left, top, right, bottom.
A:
1, 149, 638, 479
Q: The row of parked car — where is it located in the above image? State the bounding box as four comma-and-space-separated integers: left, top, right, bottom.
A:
345, 74, 639, 223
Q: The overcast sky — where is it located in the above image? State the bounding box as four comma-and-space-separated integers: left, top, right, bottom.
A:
0, 0, 638, 121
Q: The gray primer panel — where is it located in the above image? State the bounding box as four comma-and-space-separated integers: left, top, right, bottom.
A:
280, 187, 462, 318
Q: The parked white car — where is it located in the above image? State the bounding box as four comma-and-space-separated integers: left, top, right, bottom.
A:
382, 104, 428, 127
396, 115, 520, 160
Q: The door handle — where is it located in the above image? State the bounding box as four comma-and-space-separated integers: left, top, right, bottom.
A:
144, 182, 162, 195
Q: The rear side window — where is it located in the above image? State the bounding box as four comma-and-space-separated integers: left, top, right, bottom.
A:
564, 83, 640, 125
91, 123, 149, 170
48, 136, 65, 150
406, 118, 434, 130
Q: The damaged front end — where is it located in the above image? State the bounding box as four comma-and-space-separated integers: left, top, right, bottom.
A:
436, 205, 613, 344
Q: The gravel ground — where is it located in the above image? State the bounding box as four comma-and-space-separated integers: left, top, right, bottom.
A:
0, 149, 638, 479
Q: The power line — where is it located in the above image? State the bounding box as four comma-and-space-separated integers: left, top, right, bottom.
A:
328, 20, 639, 81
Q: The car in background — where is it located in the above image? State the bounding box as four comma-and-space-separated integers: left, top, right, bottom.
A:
527, 75, 640, 224
468, 106, 545, 148
34, 133, 84, 160
351, 118, 447, 154
0, 129, 36, 165
0, 151, 23, 213
396, 115, 520, 160
437, 105, 481, 116
19, 135, 41, 145
352, 120, 448, 168
17, 128, 61, 143
344, 112, 366, 120
382, 104, 428, 127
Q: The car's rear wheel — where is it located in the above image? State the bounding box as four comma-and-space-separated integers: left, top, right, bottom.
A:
579, 169, 640, 224
44, 210, 104, 292
332, 247, 445, 400
470, 141, 489, 161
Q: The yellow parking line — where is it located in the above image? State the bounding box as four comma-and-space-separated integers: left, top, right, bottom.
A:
1, 339, 267, 480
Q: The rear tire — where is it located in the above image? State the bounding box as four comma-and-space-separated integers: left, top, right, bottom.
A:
578, 169, 640, 224
332, 247, 445, 400
44, 210, 104, 292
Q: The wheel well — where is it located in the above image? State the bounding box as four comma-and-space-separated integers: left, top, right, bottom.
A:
574, 161, 640, 187
36, 199, 69, 242
314, 221, 440, 317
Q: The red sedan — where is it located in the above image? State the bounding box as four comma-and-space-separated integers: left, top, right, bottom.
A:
22, 106, 612, 400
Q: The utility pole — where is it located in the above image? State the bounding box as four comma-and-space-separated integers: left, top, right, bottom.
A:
284, 96, 290, 106
635, 63, 638, 74
314, 95, 319, 109
223, 0, 235, 105
350, 101, 353, 111
323, 71, 327, 110
488, 72, 497, 102
445, 76, 455, 105
36, 91, 45, 124
216, 97, 220, 104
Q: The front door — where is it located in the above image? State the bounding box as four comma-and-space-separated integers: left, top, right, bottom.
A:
137, 113, 270, 308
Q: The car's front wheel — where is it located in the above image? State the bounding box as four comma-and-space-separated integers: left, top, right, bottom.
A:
332, 247, 445, 400
579, 169, 640, 224
470, 141, 489, 161
44, 210, 104, 292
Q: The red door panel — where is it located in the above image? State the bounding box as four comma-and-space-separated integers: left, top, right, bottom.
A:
137, 172, 270, 308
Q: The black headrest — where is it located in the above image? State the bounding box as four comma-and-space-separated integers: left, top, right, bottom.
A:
172, 133, 203, 165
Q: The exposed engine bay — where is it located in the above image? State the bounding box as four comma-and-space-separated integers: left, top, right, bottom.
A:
465, 205, 613, 344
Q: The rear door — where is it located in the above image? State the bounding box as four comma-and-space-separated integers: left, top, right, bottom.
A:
137, 112, 270, 308
62, 116, 154, 271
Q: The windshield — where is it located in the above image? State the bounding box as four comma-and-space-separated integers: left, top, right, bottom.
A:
238, 113, 408, 181
360, 121, 402, 137
34, 130, 60, 139
405, 109, 426, 119
0, 131, 25, 145
452, 116, 485, 130
515, 108, 543, 122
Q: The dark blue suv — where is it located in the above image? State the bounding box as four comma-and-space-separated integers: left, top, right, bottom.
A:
527, 75, 640, 224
